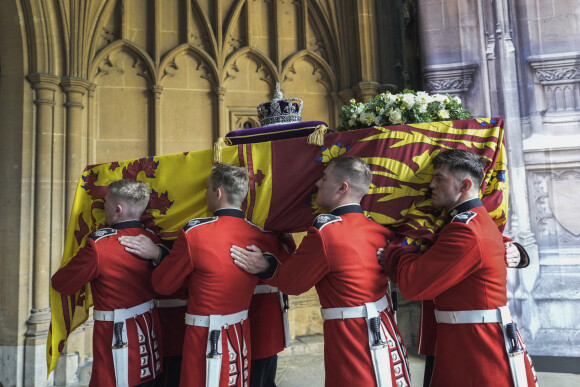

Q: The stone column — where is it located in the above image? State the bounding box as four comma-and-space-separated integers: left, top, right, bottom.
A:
61, 77, 91, 222
329, 91, 341, 129
151, 85, 164, 155
355, 0, 379, 101
87, 83, 97, 163
25, 73, 61, 386
487, 0, 540, 340
215, 86, 227, 139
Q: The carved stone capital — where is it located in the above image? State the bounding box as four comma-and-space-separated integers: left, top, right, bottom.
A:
26, 73, 60, 90
25, 307, 51, 340
354, 81, 380, 102
151, 84, 164, 99
423, 63, 477, 94
61, 77, 91, 110
528, 52, 580, 84
27, 74, 60, 106
61, 77, 91, 94
528, 52, 580, 121
214, 86, 227, 101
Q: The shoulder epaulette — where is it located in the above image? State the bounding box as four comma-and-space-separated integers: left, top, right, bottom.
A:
183, 217, 218, 232
312, 214, 342, 230
451, 211, 477, 224
90, 228, 117, 241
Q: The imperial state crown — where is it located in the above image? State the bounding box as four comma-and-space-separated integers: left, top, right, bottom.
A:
257, 83, 303, 126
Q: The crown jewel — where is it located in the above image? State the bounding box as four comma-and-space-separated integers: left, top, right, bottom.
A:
257, 83, 303, 126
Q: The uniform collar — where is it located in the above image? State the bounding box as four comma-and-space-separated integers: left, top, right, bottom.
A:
214, 208, 245, 218
447, 197, 483, 219
112, 220, 143, 230
331, 203, 364, 216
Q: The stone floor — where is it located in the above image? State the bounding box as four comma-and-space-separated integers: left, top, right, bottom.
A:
276, 335, 580, 387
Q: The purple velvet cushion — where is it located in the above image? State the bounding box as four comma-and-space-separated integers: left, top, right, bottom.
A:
224, 121, 330, 145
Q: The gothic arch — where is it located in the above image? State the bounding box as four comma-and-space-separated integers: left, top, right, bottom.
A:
189, 0, 220, 59
282, 49, 337, 92
222, 46, 278, 87
220, 0, 247, 64
306, 1, 341, 75
90, 40, 156, 84
158, 43, 219, 87
21, 0, 66, 75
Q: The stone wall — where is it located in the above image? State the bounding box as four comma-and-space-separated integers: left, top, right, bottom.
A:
416, 0, 580, 359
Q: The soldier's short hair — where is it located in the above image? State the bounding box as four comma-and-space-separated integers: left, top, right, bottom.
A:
432, 148, 487, 188
209, 163, 249, 206
107, 179, 150, 217
327, 157, 372, 197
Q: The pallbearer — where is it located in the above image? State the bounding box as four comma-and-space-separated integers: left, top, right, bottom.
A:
232, 157, 412, 387
382, 149, 538, 387
120, 163, 291, 387
52, 180, 164, 387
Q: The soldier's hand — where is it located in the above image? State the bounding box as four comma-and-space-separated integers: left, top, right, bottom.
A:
504, 242, 521, 268
377, 247, 385, 265
119, 235, 162, 263
230, 245, 269, 274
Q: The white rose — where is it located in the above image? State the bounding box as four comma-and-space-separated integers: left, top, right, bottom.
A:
360, 112, 376, 126
453, 95, 462, 105
402, 93, 415, 109
350, 99, 356, 105
433, 94, 447, 103
389, 109, 404, 125
416, 91, 431, 105
387, 93, 398, 104
356, 105, 365, 114
438, 109, 450, 119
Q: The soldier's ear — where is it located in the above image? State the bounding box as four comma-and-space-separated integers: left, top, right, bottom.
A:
460, 178, 473, 193
338, 181, 348, 193
215, 186, 223, 200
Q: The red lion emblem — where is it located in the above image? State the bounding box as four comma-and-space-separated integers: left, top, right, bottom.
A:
122, 157, 159, 179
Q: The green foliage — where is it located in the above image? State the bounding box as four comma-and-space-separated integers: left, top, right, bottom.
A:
338, 90, 472, 131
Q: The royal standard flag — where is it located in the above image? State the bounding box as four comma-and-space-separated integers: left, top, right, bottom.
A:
47, 117, 508, 374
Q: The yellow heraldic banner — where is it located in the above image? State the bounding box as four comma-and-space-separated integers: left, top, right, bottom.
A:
48, 117, 508, 374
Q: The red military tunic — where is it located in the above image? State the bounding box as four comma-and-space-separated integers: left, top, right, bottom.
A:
249, 234, 295, 361
248, 288, 285, 360
273, 204, 412, 387
155, 288, 187, 357
417, 236, 531, 357
384, 198, 537, 386
51, 220, 163, 387
151, 208, 283, 387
